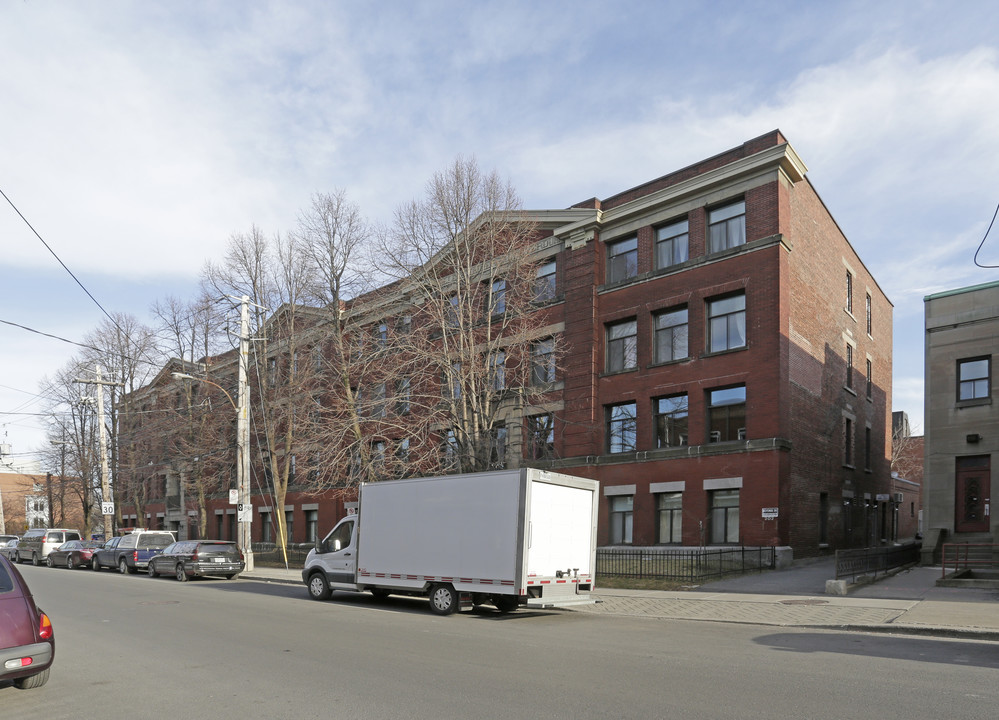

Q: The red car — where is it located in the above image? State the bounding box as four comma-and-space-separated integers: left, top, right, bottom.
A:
45, 540, 101, 570
0, 555, 54, 689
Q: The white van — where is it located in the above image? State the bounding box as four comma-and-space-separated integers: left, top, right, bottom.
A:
17, 528, 82, 566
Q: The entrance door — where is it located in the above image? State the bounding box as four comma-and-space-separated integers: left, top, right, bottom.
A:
955, 456, 991, 533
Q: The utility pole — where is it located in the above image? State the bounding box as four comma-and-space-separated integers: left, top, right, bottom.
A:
236, 295, 254, 571
75, 366, 123, 539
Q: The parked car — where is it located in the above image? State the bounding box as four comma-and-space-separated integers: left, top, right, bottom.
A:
16, 528, 81, 566
0, 555, 55, 689
0, 534, 18, 544
147, 540, 244, 581
90, 530, 175, 574
0, 539, 19, 561
45, 540, 102, 570
90, 535, 121, 571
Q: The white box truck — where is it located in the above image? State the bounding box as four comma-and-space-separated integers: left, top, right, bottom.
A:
302, 468, 598, 615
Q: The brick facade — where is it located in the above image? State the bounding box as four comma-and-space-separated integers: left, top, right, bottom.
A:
124, 131, 893, 558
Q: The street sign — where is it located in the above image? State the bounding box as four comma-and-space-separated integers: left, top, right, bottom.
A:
101, 502, 114, 515
761, 507, 779, 520
229, 489, 239, 504
237, 503, 253, 522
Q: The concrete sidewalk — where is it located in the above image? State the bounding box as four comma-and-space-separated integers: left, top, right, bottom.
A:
241, 561, 999, 640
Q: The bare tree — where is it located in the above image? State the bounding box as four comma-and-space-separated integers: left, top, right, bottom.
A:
378, 156, 562, 473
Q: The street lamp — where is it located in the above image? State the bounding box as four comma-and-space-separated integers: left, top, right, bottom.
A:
172, 371, 254, 571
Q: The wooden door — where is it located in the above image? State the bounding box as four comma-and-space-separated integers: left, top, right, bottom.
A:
955, 456, 991, 533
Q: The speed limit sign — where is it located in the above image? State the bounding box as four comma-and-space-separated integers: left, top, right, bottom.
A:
101, 502, 115, 515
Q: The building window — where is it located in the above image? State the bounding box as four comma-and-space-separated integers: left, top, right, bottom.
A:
443, 362, 461, 399
397, 315, 412, 335
708, 200, 745, 253
268, 357, 278, 387
609, 495, 633, 544
606, 402, 637, 453
527, 413, 554, 460
489, 351, 506, 391
846, 271, 853, 314
844, 417, 854, 466
285, 509, 294, 544
607, 237, 638, 283
866, 359, 873, 400
376, 323, 388, 348
373, 382, 387, 417
864, 426, 872, 471
486, 278, 506, 317
707, 293, 746, 353
447, 294, 460, 328
657, 492, 682, 544
654, 307, 688, 363
396, 378, 411, 414
654, 394, 688, 448
394, 437, 411, 472
707, 385, 746, 442
534, 260, 557, 302
531, 338, 556, 385
606, 319, 638, 372
305, 509, 318, 544
489, 425, 507, 469
958, 357, 990, 401
709, 489, 740, 544
656, 219, 689, 269
866, 293, 872, 335
443, 429, 459, 470
260, 511, 272, 544
846, 344, 854, 390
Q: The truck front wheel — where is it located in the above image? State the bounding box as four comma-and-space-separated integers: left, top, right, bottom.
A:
308, 572, 331, 600
429, 583, 458, 615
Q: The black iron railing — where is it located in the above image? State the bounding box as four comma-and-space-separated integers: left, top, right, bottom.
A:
596, 546, 776, 581
834, 542, 921, 580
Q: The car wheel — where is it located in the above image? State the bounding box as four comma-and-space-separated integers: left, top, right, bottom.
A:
32, 553, 40, 567
13, 667, 50, 690
175, 563, 188, 582
148, 563, 158, 578
46, 556, 54, 568
92, 557, 101, 571
429, 583, 459, 615
119, 558, 129, 574
307, 572, 331, 600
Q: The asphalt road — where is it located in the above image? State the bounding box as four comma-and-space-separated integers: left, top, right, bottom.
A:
4, 564, 997, 720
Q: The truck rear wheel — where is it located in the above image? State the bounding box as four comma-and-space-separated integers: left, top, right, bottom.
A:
493, 596, 520, 613
308, 572, 331, 600
429, 583, 458, 615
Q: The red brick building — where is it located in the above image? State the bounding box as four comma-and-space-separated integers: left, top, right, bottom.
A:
124, 131, 892, 558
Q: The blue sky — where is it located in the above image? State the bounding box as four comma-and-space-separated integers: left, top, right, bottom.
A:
3, 0, 999, 464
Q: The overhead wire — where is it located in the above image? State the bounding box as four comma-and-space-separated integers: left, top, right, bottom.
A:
973, 200, 999, 269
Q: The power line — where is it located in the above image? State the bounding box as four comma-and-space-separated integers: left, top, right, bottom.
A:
0, 318, 104, 354
0, 186, 129, 336
973, 200, 999, 269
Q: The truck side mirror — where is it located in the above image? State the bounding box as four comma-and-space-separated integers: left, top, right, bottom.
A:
333, 539, 342, 552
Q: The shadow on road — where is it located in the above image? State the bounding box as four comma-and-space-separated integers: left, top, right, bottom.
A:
755, 631, 999, 670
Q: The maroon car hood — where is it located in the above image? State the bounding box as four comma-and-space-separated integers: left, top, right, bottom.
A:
0, 594, 36, 648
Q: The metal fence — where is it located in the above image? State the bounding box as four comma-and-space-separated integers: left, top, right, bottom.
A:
596, 546, 776, 582
252, 542, 313, 568
834, 542, 921, 580
941, 543, 999, 578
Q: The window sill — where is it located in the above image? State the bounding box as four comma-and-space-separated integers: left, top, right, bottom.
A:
648, 357, 690, 369
956, 397, 992, 409
600, 367, 639, 378
844, 386, 857, 397
842, 463, 855, 470
702, 345, 747, 359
